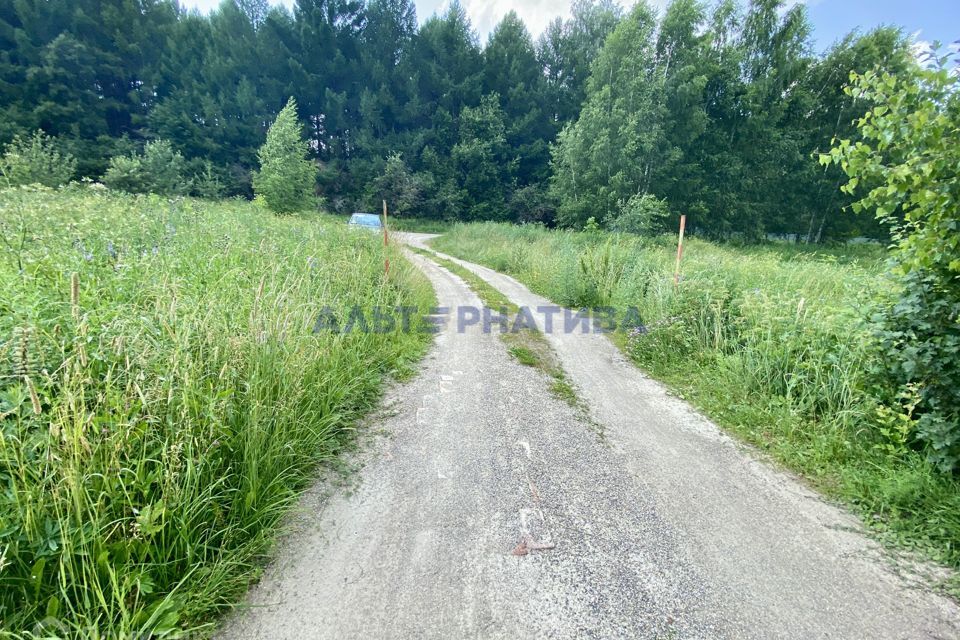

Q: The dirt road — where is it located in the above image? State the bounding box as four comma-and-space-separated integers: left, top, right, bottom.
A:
219, 235, 959, 639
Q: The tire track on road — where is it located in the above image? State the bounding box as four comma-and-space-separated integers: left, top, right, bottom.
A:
220, 247, 714, 639
403, 233, 960, 639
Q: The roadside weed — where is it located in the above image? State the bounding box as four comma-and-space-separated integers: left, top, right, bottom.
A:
0, 186, 434, 634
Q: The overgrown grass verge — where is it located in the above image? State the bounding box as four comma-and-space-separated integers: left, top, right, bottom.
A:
0, 186, 434, 636
408, 247, 587, 414
431, 222, 960, 593
385, 217, 453, 234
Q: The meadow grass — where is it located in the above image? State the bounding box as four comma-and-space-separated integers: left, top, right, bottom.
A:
386, 217, 454, 234
431, 222, 960, 589
0, 185, 434, 636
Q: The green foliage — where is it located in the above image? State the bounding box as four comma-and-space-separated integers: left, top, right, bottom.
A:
0, 0, 911, 236
140, 141, 188, 196
367, 153, 424, 216
538, 0, 624, 127
483, 11, 552, 185
823, 53, 960, 471
607, 193, 670, 234
549, 0, 906, 240
871, 271, 960, 470
386, 217, 454, 233
191, 160, 227, 200
0, 1, 178, 176
1, 0, 620, 224
792, 27, 909, 241
0, 187, 433, 634
431, 222, 960, 582
508, 184, 556, 225
0, 131, 77, 188
102, 140, 187, 196
452, 94, 516, 220
551, 2, 662, 228
100, 155, 143, 193
253, 98, 318, 214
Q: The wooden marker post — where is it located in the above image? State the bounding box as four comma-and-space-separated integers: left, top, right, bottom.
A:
674, 214, 686, 286
382, 199, 390, 276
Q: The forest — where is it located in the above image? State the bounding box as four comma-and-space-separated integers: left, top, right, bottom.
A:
0, 0, 911, 240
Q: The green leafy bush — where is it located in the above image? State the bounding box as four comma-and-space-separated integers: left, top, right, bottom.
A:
823, 52, 960, 471
253, 98, 317, 214
871, 270, 960, 470
140, 140, 188, 195
607, 193, 670, 234
101, 154, 144, 192
366, 152, 424, 216
102, 140, 187, 196
0, 130, 76, 187
191, 160, 226, 199
509, 184, 556, 226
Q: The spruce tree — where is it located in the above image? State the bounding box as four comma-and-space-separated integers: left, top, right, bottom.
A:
483, 12, 551, 186
253, 98, 317, 214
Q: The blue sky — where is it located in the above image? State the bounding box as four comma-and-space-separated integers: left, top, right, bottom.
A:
180, 0, 958, 53
804, 0, 957, 51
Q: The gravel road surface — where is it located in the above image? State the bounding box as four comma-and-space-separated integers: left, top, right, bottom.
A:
219, 235, 959, 639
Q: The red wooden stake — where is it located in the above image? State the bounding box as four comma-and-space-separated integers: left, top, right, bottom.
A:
674, 214, 686, 286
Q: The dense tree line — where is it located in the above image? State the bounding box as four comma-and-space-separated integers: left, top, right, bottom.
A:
0, 0, 909, 240
552, 0, 909, 239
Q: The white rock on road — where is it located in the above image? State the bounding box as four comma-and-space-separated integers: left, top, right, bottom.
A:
218, 235, 960, 639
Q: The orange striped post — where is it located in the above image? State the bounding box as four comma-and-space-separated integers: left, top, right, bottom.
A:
674, 214, 686, 286
382, 200, 390, 276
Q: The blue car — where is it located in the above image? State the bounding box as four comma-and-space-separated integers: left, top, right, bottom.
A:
348, 212, 383, 230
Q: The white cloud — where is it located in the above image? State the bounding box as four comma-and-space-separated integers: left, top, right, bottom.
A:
179, 0, 293, 13
909, 30, 938, 67
442, 0, 667, 42
180, 0, 673, 41
459, 0, 577, 40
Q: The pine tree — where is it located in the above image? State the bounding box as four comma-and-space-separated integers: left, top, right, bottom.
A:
483, 12, 552, 186
453, 94, 515, 220
253, 98, 318, 213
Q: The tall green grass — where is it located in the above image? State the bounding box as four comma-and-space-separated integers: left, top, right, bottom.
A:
0, 186, 434, 635
385, 217, 454, 234
432, 223, 960, 587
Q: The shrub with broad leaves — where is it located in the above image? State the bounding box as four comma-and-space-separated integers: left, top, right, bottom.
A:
1, 131, 76, 188
823, 50, 960, 472
103, 140, 187, 196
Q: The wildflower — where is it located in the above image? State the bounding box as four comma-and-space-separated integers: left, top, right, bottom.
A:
629, 324, 649, 338
73, 239, 94, 261
129, 517, 142, 540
